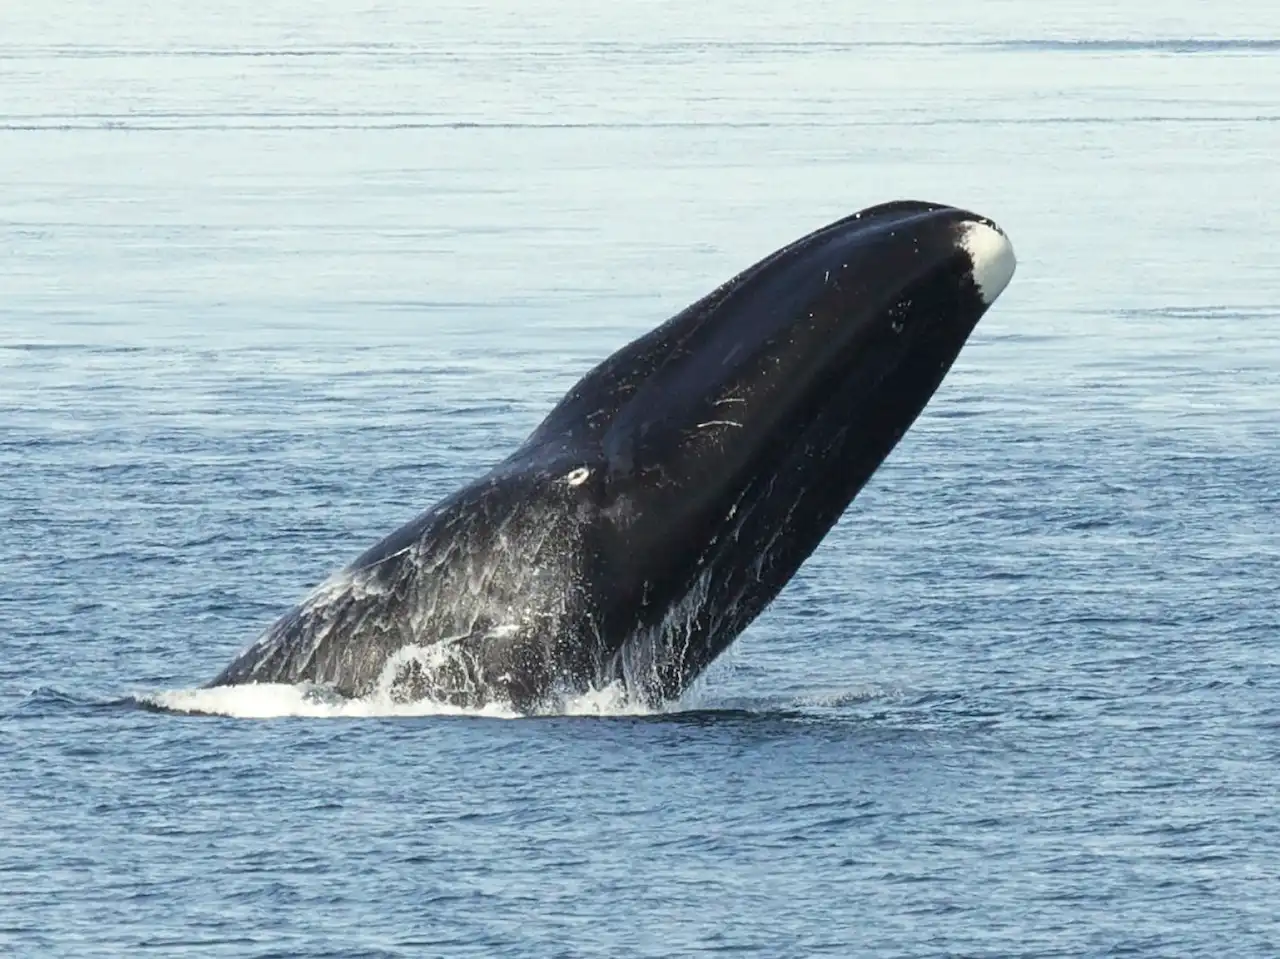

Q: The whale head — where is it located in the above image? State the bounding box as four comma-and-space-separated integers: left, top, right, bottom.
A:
518, 200, 1017, 698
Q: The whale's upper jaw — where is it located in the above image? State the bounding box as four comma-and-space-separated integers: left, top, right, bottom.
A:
956, 219, 1017, 305
513, 201, 1018, 480
519, 200, 1018, 487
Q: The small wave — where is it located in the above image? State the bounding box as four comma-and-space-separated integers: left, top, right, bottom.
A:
794, 683, 907, 709
990, 38, 1280, 54
6, 686, 113, 717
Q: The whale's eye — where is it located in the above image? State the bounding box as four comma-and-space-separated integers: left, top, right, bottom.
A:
564, 467, 591, 487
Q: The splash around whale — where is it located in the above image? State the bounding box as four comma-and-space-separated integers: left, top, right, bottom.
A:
208, 200, 1016, 713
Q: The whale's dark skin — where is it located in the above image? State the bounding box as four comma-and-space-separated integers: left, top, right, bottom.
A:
209, 200, 1016, 711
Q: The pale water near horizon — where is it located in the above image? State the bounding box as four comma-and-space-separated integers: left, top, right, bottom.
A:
3, 1, 1279, 955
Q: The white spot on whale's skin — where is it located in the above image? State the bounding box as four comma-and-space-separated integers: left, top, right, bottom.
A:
564, 467, 590, 487
957, 221, 1016, 305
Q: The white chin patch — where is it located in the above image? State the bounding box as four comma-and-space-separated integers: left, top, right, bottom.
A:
957, 221, 1016, 305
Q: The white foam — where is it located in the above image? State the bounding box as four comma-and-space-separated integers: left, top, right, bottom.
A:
557, 681, 666, 717
143, 683, 523, 719
140, 680, 678, 720
140, 679, 888, 721
957, 220, 1016, 304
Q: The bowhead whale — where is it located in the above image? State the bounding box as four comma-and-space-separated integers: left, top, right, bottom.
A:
209, 200, 1016, 711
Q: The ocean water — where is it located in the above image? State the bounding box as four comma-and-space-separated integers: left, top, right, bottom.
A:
3, 1, 1279, 955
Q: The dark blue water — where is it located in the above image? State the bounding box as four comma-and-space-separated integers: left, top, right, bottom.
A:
3, 2, 1279, 955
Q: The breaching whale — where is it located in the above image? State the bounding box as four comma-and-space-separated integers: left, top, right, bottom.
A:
209, 200, 1016, 711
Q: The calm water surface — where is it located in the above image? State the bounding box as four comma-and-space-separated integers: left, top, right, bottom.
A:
3, 2, 1279, 956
